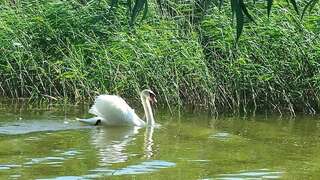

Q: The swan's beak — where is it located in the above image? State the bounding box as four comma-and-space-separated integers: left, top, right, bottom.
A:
150, 96, 157, 104
149, 92, 157, 104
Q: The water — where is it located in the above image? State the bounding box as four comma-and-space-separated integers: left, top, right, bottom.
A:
0, 102, 320, 179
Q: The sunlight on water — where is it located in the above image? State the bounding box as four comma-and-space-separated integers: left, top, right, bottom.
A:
212, 169, 284, 179
111, 160, 176, 175
86, 160, 176, 178
209, 132, 232, 141
0, 164, 21, 170
25, 157, 65, 166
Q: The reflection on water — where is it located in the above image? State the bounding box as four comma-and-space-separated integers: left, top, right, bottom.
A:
1, 103, 320, 179
90, 126, 141, 166
144, 127, 154, 159
86, 126, 175, 178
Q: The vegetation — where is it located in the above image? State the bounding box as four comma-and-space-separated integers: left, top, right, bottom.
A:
0, 0, 319, 114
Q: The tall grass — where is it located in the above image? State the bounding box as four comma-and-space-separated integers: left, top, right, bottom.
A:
0, 0, 320, 114
199, 2, 320, 115
0, 0, 211, 108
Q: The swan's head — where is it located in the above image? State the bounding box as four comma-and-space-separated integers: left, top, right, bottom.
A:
141, 89, 157, 104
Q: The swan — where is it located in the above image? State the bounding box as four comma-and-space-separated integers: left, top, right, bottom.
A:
79, 89, 157, 126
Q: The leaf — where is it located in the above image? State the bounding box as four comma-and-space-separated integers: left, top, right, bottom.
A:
130, 0, 147, 25
301, 0, 319, 19
234, 0, 244, 42
301, 0, 314, 19
230, 0, 245, 41
202, 0, 210, 13
156, 0, 164, 14
231, 0, 237, 19
219, 0, 224, 10
239, 0, 255, 23
289, 0, 300, 15
309, 0, 319, 13
267, 0, 273, 18
128, 0, 132, 13
110, 0, 119, 8
142, 0, 148, 20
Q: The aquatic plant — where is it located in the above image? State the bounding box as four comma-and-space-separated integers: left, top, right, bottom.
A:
0, 0, 319, 115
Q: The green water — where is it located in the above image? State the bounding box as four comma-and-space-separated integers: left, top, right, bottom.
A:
0, 102, 320, 179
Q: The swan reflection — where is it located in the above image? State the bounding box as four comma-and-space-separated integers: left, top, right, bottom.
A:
144, 127, 154, 159
90, 126, 155, 166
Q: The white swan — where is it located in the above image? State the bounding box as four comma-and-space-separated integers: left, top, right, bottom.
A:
79, 89, 157, 126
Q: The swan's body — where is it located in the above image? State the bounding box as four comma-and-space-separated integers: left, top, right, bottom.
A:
87, 95, 145, 126
79, 89, 156, 127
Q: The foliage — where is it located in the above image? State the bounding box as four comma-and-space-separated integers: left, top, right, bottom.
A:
111, 0, 320, 40
200, 3, 320, 114
0, 0, 320, 114
0, 0, 210, 107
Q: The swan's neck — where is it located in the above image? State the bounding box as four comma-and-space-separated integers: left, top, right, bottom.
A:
141, 96, 155, 126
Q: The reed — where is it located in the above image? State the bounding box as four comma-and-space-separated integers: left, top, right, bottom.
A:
0, 0, 319, 114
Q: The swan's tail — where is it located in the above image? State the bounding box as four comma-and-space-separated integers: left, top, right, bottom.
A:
77, 117, 102, 125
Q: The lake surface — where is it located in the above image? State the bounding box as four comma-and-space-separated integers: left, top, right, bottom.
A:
0, 101, 320, 179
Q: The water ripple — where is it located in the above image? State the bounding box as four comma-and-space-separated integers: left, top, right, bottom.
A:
210, 169, 284, 179
112, 160, 176, 175
0, 120, 90, 135
209, 132, 232, 141
87, 160, 175, 178
0, 164, 21, 170
24, 157, 65, 165
24, 149, 82, 167
38, 160, 175, 179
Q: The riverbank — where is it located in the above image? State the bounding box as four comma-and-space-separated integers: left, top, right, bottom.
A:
0, 1, 319, 114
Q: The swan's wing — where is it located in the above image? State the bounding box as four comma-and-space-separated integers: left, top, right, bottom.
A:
89, 95, 143, 126
77, 117, 102, 125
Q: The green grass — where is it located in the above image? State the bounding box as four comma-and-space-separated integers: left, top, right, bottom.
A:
199, 3, 320, 115
0, 0, 320, 115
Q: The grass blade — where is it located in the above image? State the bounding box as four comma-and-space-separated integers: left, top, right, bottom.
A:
142, 0, 148, 20
219, 0, 224, 10
267, 0, 273, 18
309, 0, 319, 13
156, 0, 164, 14
128, 0, 132, 14
130, 0, 147, 25
231, 0, 237, 19
289, 0, 300, 15
110, 0, 119, 8
301, 0, 319, 19
301, 0, 314, 19
234, 0, 244, 41
240, 0, 255, 23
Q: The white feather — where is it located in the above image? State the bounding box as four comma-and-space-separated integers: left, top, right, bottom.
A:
77, 117, 102, 125
78, 89, 157, 127
87, 95, 145, 126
